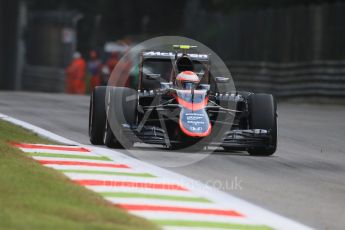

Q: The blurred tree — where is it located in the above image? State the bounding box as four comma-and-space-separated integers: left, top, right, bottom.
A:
26, 0, 345, 57
27, 0, 187, 55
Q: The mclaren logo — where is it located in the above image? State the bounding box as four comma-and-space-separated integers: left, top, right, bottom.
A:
143, 51, 208, 60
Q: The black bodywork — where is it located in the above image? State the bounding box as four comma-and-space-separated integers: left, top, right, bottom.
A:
121, 50, 274, 150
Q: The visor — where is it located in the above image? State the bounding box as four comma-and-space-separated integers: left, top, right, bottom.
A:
182, 82, 195, 90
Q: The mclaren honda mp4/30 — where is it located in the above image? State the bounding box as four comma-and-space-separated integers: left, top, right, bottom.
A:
89, 45, 277, 156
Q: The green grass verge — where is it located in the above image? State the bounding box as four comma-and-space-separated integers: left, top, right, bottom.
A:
0, 120, 160, 230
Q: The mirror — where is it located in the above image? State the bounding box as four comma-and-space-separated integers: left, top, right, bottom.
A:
160, 82, 173, 90
199, 84, 210, 91
215, 77, 230, 83
196, 71, 205, 78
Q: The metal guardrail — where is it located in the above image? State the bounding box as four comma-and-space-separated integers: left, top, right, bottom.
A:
22, 65, 65, 92
228, 61, 345, 97
21, 62, 345, 98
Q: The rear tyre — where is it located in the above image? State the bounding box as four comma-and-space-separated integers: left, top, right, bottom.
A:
247, 94, 277, 156
89, 86, 107, 145
105, 87, 138, 149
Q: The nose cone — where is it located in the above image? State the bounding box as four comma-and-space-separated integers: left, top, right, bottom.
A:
179, 109, 212, 137
175, 90, 211, 137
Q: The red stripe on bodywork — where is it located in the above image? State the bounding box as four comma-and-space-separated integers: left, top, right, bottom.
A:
118, 204, 244, 217
38, 160, 129, 168
13, 143, 90, 152
176, 96, 208, 111
75, 180, 188, 191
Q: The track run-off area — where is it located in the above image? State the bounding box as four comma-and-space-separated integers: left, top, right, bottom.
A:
1, 91, 344, 230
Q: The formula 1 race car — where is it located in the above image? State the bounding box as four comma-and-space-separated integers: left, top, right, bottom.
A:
89, 45, 277, 156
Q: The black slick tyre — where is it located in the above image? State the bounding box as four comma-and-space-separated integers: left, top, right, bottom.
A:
247, 93, 277, 156
89, 86, 107, 145
105, 87, 138, 149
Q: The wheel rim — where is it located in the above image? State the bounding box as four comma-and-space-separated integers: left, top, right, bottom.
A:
103, 120, 108, 144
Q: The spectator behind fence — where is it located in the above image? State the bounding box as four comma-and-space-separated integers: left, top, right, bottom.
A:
106, 52, 119, 73
65, 52, 86, 94
87, 50, 102, 92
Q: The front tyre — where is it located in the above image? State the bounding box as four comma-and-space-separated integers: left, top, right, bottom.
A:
89, 86, 107, 145
247, 94, 277, 156
105, 87, 137, 149
103, 120, 123, 148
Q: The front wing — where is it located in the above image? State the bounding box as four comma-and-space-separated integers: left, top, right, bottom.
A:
120, 124, 272, 149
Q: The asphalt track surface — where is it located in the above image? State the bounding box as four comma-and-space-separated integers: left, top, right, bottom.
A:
1, 91, 344, 230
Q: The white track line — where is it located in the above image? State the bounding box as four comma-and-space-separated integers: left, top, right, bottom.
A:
64, 173, 189, 184
31, 156, 114, 164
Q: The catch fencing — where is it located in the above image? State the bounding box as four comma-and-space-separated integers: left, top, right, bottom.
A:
229, 61, 345, 97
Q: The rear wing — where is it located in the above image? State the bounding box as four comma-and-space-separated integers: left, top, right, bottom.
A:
138, 49, 211, 90
141, 51, 210, 62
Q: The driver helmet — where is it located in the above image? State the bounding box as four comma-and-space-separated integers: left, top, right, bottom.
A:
176, 71, 200, 90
